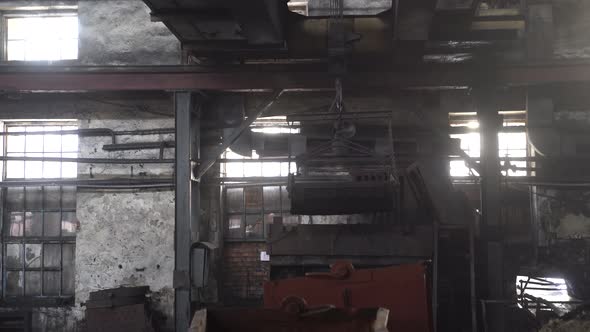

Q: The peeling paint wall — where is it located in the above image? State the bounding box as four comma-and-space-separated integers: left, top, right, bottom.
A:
74, 119, 175, 331
78, 0, 181, 65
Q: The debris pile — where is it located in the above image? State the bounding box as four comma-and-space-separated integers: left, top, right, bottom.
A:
540, 308, 590, 332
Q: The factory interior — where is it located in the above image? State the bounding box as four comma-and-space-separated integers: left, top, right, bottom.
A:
1, 0, 590, 331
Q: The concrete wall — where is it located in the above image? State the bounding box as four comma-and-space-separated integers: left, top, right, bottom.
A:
553, 1, 590, 59
0, 0, 181, 329
534, 108, 590, 244
78, 0, 180, 65
73, 119, 175, 331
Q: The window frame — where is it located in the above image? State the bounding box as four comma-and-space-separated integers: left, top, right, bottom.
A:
223, 184, 298, 242
449, 114, 530, 178
0, 121, 77, 307
1, 9, 78, 63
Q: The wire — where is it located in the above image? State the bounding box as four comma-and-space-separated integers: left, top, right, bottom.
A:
84, 97, 171, 118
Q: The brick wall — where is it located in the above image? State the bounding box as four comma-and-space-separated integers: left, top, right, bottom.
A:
222, 242, 270, 305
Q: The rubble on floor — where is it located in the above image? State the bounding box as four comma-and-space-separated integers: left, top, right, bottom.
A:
540, 307, 590, 332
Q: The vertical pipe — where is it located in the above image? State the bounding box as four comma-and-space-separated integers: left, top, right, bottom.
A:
478, 101, 505, 332
174, 91, 193, 331
191, 102, 201, 244
469, 220, 477, 332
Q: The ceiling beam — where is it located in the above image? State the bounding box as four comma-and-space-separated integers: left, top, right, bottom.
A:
3, 62, 590, 92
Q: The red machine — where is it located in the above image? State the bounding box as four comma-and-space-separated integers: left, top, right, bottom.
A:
264, 261, 432, 332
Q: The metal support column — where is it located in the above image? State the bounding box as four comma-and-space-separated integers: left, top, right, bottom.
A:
478, 98, 504, 332
174, 91, 199, 331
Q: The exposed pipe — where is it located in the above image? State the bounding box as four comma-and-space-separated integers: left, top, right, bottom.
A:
78, 184, 174, 190
0, 128, 175, 145
102, 141, 175, 151
0, 156, 174, 164
0, 178, 173, 187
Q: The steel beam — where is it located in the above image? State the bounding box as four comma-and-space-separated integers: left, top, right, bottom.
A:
4, 61, 590, 91
174, 91, 197, 331
194, 90, 283, 181
478, 97, 505, 332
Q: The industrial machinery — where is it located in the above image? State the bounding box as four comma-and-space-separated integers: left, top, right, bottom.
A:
189, 302, 390, 332
287, 136, 398, 215
264, 261, 432, 332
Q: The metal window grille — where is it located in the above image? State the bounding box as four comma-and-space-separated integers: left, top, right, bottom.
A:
1, 122, 77, 304
449, 126, 528, 177
224, 185, 299, 241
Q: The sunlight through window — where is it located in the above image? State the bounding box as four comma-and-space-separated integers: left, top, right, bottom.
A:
6, 15, 78, 61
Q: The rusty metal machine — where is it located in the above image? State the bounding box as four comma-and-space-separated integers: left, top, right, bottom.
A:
264, 261, 432, 332
189, 301, 390, 332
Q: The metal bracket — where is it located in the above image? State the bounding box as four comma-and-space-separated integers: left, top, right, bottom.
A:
193, 90, 284, 181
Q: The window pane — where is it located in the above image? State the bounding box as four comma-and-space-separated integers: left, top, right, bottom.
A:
62, 212, 77, 237
7, 16, 79, 61
25, 186, 43, 210
6, 187, 24, 211
244, 162, 262, 177
60, 38, 78, 60
6, 40, 25, 61
44, 272, 60, 296
62, 186, 76, 209
44, 244, 61, 268
244, 187, 263, 213
61, 134, 78, 153
44, 212, 61, 237
6, 158, 25, 178
62, 244, 75, 295
245, 215, 264, 239
25, 153, 43, 179
6, 271, 23, 296
281, 186, 291, 211
6, 244, 23, 268
43, 153, 62, 178
262, 162, 281, 177
7, 18, 27, 39
25, 212, 43, 237
226, 188, 243, 213
62, 153, 77, 178
7, 128, 25, 152
450, 160, 470, 177
44, 131, 61, 152
25, 272, 41, 296
227, 215, 243, 239
263, 186, 281, 211
5, 212, 24, 237
44, 186, 61, 210
224, 162, 244, 177
25, 244, 42, 268
26, 36, 59, 61
25, 127, 44, 152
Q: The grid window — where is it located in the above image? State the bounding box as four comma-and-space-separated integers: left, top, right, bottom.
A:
450, 126, 528, 177
450, 132, 480, 177
219, 119, 299, 178
220, 149, 296, 178
5, 15, 78, 61
6, 125, 78, 179
224, 185, 297, 240
2, 123, 77, 302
